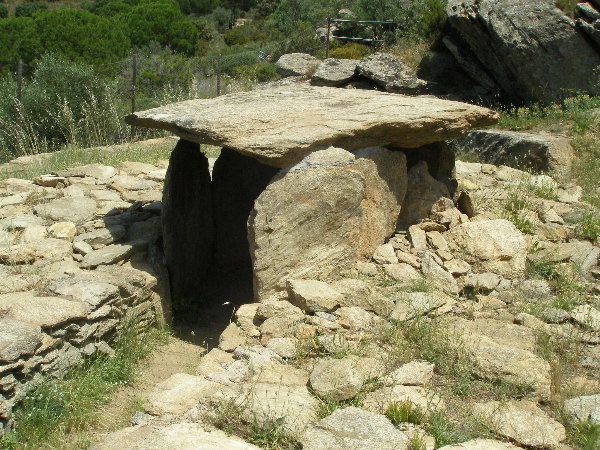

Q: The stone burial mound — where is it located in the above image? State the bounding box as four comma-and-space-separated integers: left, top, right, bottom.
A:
126, 85, 498, 304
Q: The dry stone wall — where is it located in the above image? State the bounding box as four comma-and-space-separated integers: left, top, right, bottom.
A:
0, 160, 170, 428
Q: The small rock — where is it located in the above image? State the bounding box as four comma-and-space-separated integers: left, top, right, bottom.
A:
356, 261, 378, 276
80, 244, 134, 268
384, 263, 422, 284
74, 225, 127, 249
287, 279, 342, 313
219, 322, 247, 352
335, 306, 372, 330
48, 222, 77, 241
444, 259, 471, 276
34, 197, 97, 225
266, 337, 298, 359
381, 360, 435, 387
311, 58, 357, 87
408, 225, 427, 251
275, 53, 320, 77
420, 252, 458, 295
362, 385, 442, 414
373, 243, 398, 264
438, 439, 520, 449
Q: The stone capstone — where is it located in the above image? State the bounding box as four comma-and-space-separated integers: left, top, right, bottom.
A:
126, 85, 498, 168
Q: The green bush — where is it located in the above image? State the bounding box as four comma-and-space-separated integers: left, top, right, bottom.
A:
0, 55, 127, 158
232, 62, 278, 82
0, 4, 8, 18
329, 43, 370, 59
223, 25, 267, 46
134, 45, 195, 95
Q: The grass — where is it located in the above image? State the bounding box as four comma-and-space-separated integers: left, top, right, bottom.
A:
568, 421, 600, 450
0, 321, 169, 449
496, 94, 600, 207
0, 139, 222, 182
574, 209, 600, 242
386, 400, 425, 425
208, 398, 299, 450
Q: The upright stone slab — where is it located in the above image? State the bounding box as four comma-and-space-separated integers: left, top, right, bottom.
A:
248, 147, 407, 300
162, 140, 213, 304
211, 148, 279, 268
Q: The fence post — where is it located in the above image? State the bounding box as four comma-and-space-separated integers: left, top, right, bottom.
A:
130, 54, 137, 140
16, 60, 23, 102
325, 18, 331, 59
216, 53, 222, 97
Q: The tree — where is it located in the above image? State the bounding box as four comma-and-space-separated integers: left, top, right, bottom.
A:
0, 17, 40, 73
33, 9, 130, 66
117, 0, 199, 55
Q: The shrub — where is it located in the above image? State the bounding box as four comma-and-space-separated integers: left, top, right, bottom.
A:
0, 17, 40, 73
0, 4, 8, 18
223, 25, 267, 46
328, 42, 370, 59
232, 62, 278, 82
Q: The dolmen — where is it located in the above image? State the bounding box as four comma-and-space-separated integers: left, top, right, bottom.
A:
126, 85, 497, 303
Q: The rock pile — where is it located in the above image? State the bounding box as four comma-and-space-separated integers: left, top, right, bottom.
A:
93, 156, 599, 449
0, 160, 170, 428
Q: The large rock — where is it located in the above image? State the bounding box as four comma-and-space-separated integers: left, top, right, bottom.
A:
452, 129, 575, 176
473, 400, 566, 448
311, 58, 357, 86
211, 148, 278, 268
144, 373, 222, 416
162, 140, 213, 304
0, 318, 42, 362
309, 356, 384, 401
564, 394, 600, 424
275, 53, 320, 77
0, 291, 88, 328
34, 197, 96, 225
397, 161, 451, 230
439, 439, 520, 449
451, 318, 552, 397
300, 407, 409, 450
126, 85, 498, 168
90, 423, 260, 450
287, 279, 342, 313
446, 219, 526, 278
249, 147, 407, 299
446, 0, 600, 103
357, 53, 427, 94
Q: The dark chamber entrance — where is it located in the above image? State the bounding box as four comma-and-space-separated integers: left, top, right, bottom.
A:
161, 140, 278, 344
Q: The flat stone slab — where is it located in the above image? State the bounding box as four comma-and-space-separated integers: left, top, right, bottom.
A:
126, 85, 498, 168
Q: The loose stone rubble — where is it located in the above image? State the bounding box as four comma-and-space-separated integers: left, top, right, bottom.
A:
92, 150, 599, 448
0, 159, 170, 428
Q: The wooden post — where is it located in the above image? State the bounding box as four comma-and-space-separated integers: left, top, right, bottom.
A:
216, 53, 222, 96
130, 54, 137, 140
16, 60, 23, 102
325, 18, 331, 59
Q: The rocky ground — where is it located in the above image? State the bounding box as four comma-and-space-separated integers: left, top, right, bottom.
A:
89, 157, 600, 449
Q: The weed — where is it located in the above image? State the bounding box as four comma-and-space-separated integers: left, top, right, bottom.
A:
407, 432, 427, 450
575, 210, 600, 242
5, 321, 169, 449
568, 421, 600, 450
314, 394, 361, 419
426, 410, 473, 447
386, 400, 425, 425
209, 397, 299, 449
